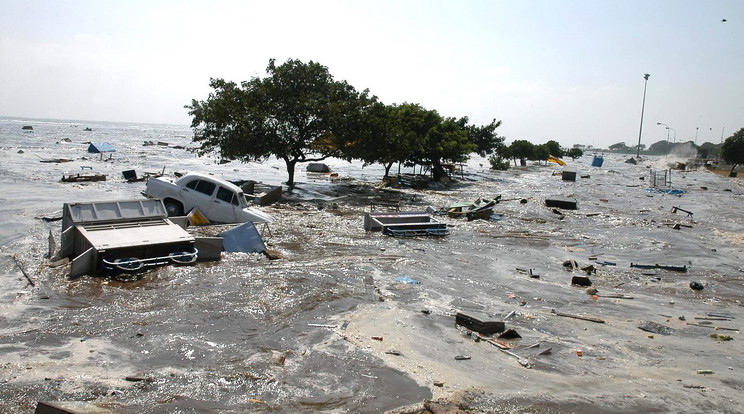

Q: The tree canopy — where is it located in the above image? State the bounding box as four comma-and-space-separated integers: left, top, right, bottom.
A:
187, 58, 369, 186
188, 58, 505, 184
721, 127, 744, 174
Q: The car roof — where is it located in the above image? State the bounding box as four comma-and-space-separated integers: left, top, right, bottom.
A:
176, 172, 243, 193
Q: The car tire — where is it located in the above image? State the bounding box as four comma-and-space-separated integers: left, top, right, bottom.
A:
164, 199, 184, 216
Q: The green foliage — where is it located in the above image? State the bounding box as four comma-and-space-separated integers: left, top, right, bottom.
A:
416, 115, 474, 180
510, 140, 535, 164
566, 147, 584, 159
489, 155, 510, 170
467, 119, 505, 157
188, 58, 506, 183
187, 58, 367, 186
544, 140, 563, 158
532, 144, 549, 162
609, 142, 629, 151
721, 128, 744, 172
697, 142, 721, 158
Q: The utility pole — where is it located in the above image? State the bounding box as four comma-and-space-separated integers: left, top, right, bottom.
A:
636, 74, 650, 158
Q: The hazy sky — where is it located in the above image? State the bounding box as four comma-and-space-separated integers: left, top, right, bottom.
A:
1, 0, 741, 148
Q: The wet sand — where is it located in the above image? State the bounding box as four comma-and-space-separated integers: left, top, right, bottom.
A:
1, 118, 744, 413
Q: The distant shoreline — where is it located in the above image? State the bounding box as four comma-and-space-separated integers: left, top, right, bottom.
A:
0, 114, 189, 128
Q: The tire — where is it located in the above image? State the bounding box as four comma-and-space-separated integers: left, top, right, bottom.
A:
113, 257, 143, 272
164, 199, 184, 216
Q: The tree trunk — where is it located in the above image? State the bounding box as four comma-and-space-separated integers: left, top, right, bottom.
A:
432, 159, 447, 181
283, 157, 297, 187
384, 162, 393, 178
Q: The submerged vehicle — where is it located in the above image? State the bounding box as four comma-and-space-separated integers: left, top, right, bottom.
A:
143, 172, 275, 224
58, 199, 209, 277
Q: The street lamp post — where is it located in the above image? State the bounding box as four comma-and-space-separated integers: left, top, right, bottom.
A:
657, 122, 670, 142
636, 74, 650, 158
695, 127, 699, 145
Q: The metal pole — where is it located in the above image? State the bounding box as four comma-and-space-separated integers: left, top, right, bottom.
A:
636, 74, 650, 158
695, 127, 699, 145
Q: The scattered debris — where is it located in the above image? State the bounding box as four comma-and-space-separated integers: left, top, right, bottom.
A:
187, 208, 210, 226
61, 173, 106, 183
498, 329, 522, 340
364, 211, 448, 237
630, 263, 688, 272
448, 197, 500, 220
638, 321, 674, 336
563, 259, 579, 270
122, 168, 164, 182
689, 281, 704, 291
87, 142, 116, 154
307, 323, 337, 328
40, 158, 74, 163
35, 401, 115, 413
710, 334, 733, 341
12, 254, 35, 287
385, 349, 402, 356
306, 162, 330, 173
686, 323, 739, 332
707, 312, 735, 319
268, 350, 286, 365
455, 312, 505, 335
671, 206, 694, 217
545, 197, 578, 210
220, 221, 266, 253
591, 155, 604, 167
396, 276, 421, 285
571, 276, 592, 287
562, 167, 577, 181
597, 293, 634, 299
552, 310, 605, 324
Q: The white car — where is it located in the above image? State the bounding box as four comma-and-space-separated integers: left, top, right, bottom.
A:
143, 172, 275, 224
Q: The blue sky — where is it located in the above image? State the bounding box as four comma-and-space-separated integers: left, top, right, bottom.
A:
1, 0, 741, 148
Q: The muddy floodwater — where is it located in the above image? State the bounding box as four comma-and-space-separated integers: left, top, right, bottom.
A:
1, 117, 743, 413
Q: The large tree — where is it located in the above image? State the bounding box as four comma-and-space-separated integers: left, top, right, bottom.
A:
187, 58, 368, 186
509, 140, 535, 165
414, 115, 475, 181
467, 118, 505, 157
721, 127, 744, 175
544, 140, 563, 158
348, 102, 434, 178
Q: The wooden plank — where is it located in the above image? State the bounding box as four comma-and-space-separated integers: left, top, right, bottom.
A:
554, 311, 605, 324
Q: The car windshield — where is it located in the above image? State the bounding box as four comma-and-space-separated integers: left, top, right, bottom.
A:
237, 192, 248, 208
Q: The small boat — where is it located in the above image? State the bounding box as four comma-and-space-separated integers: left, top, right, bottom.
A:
448, 197, 500, 220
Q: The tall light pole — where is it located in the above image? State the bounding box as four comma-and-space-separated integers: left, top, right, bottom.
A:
636, 73, 650, 158
695, 127, 699, 145
657, 122, 670, 142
